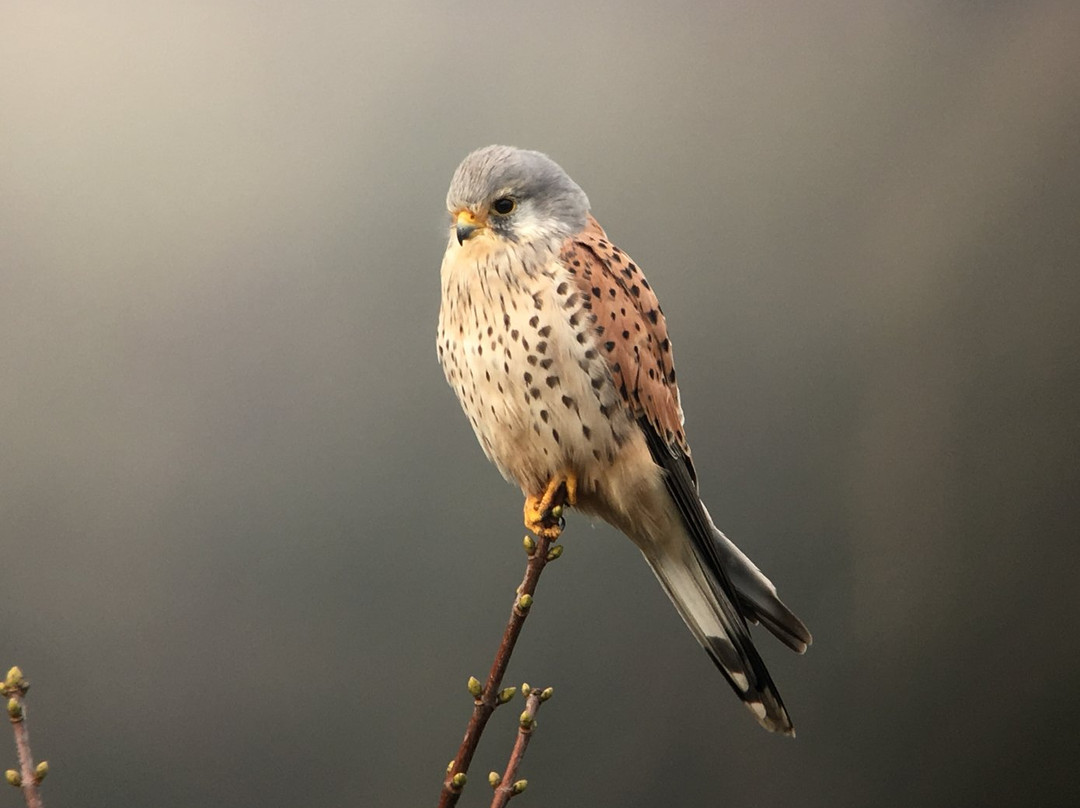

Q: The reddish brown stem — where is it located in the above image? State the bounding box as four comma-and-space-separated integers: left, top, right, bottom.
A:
3, 669, 44, 808
490, 689, 545, 807
437, 490, 566, 807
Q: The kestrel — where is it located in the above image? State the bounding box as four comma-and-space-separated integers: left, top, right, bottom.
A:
436, 145, 811, 734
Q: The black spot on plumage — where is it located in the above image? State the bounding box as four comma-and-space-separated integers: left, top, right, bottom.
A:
540, 409, 549, 423
530, 387, 541, 399
576, 332, 586, 344
584, 349, 597, 359
596, 325, 605, 336
604, 341, 616, 352
591, 376, 604, 390
524, 372, 533, 384
545, 376, 560, 388
556, 281, 568, 295
487, 326, 493, 336
564, 292, 579, 308
503, 362, 510, 374
540, 358, 554, 369
630, 285, 640, 297
621, 330, 630, 339
641, 278, 650, 290
522, 337, 529, 350
647, 309, 658, 325
503, 313, 511, 328
538, 325, 551, 338
591, 286, 601, 298
527, 355, 538, 366
536, 341, 547, 354
609, 288, 616, 297
511, 329, 519, 340
529, 315, 540, 328
561, 395, 575, 409
582, 425, 592, 439
661, 338, 671, 352
569, 311, 581, 327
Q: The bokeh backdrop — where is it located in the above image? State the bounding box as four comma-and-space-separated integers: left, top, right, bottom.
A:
3, 2, 1079, 806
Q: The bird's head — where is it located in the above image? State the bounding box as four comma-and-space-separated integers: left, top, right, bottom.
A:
445, 145, 590, 250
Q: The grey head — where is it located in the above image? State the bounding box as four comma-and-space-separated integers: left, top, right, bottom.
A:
446, 145, 590, 247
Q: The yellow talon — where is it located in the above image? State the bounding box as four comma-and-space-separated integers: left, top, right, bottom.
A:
523, 473, 578, 538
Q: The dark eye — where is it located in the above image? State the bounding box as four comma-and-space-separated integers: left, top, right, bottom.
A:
491, 197, 516, 215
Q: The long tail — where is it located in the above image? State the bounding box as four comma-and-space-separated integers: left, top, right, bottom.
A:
636, 422, 811, 735
641, 525, 805, 734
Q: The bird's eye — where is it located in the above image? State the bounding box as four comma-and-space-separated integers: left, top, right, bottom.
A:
491, 197, 516, 215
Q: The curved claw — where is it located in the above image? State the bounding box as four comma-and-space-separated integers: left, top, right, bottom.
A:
523, 473, 577, 539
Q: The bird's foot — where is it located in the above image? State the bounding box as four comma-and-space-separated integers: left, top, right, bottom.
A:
523, 473, 578, 539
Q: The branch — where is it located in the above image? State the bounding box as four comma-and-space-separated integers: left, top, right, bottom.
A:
3, 667, 47, 808
488, 684, 551, 807
437, 489, 568, 807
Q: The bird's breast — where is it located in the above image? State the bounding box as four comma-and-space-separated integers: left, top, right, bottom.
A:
437, 243, 634, 496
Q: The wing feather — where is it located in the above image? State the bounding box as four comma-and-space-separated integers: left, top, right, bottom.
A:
561, 215, 799, 733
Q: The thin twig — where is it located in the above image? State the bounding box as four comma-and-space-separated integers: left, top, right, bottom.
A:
489, 686, 549, 807
437, 488, 568, 807
3, 667, 46, 808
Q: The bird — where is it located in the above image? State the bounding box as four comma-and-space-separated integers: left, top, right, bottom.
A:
436, 145, 811, 735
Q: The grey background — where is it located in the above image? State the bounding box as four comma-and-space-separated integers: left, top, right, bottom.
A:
3, 1, 1078, 806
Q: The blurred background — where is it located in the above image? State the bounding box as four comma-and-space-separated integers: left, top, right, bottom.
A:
2, 1, 1078, 806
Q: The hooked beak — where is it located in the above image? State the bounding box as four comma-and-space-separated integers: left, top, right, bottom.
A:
455, 209, 486, 245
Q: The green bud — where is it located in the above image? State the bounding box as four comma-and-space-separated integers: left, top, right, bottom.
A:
497, 686, 517, 704
517, 594, 533, 611
446, 760, 455, 774
521, 682, 532, 696
519, 710, 534, 729
5, 770, 20, 788
467, 676, 483, 698
512, 779, 528, 794
539, 686, 554, 701
550, 504, 563, 519
546, 544, 564, 561
451, 772, 467, 789
7, 699, 22, 721
522, 535, 536, 555
34, 761, 48, 783
4, 668, 23, 691
488, 771, 501, 788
